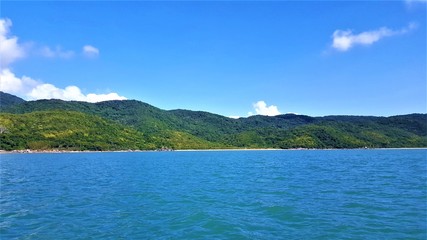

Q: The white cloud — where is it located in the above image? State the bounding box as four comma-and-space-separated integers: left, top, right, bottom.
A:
228, 116, 241, 119
86, 93, 126, 102
0, 68, 126, 103
331, 23, 417, 52
27, 83, 127, 103
0, 18, 125, 103
82, 45, 99, 58
0, 18, 25, 68
39, 46, 75, 59
20, 82, 126, 102
28, 84, 79, 100
248, 101, 281, 116
1, 18, 99, 63
0, 68, 39, 95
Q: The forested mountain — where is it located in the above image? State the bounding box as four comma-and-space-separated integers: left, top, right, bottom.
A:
0, 91, 25, 108
0, 92, 426, 150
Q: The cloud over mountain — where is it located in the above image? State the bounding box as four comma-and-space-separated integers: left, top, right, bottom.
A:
0, 18, 126, 103
248, 101, 281, 116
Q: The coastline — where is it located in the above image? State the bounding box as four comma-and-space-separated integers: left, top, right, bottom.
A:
1, 147, 426, 154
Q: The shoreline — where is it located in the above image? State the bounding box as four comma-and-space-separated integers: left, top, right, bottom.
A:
1, 147, 426, 154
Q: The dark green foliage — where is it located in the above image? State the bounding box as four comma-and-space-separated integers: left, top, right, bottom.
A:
0, 91, 25, 108
0, 111, 153, 151
0, 92, 426, 150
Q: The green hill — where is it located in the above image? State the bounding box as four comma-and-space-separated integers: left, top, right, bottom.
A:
0, 91, 25, 108
0, 110, 150, 151
0, 110, 222, 151
0, 92, 426, 150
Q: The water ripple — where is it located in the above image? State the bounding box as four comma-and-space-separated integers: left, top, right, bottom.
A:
1, 149, 426, 239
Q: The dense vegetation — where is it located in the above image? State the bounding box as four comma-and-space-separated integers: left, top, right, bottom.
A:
0, 92, 426, 150
0, 111, 149, 151
0, 91, 25, 108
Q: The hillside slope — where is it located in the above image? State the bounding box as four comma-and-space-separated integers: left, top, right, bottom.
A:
0, 91, 25, 108
0, 110, 225, 151
0, 92, 426, 150
0, 111, 154, 151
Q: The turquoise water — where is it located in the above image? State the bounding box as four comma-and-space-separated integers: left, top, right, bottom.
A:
1, 149, 426, 239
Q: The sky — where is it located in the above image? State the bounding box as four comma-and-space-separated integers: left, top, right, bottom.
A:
0, 0, 426, 117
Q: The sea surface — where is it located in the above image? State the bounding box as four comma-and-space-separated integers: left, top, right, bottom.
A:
1, 149, 426, 239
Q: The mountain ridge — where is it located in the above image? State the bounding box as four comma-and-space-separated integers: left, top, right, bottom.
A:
0, 92, 426, 150
0, 91, 25, 108
1, 92, 424, 119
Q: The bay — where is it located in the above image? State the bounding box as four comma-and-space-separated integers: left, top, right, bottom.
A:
1, 149, 426, 239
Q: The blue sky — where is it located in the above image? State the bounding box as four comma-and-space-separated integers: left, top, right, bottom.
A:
1, 0, 426, 117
